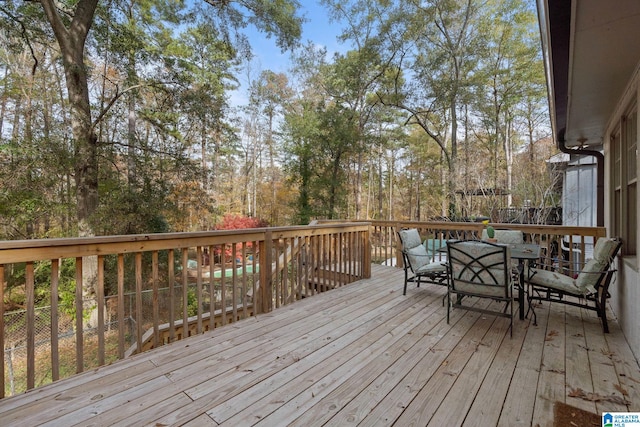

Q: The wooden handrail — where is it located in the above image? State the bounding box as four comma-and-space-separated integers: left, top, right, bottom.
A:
0, 219, 605, 399
0, 223, 371, 398
317, 219, 607, 276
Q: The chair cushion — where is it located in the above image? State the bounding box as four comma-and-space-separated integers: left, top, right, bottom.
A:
415, 261, 447, 274
593, 238, 619, 264
405, 244, 431, 271
528, 268, 584, 295
496, 230, 524, 244
450, 240, 510, 269
398, 229, 422, 250
575, 258, 606, 294
448, 241, 512, 296
455, 280, 511, 298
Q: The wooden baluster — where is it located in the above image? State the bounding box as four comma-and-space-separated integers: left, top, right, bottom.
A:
196, 246, 203, 335
220, 244, 227, 325
25, 262, 35, 389
97, 255, 105, 365
135, 253, 143, 353
241, 242, 248, 317
50, 260, 59, 383
74, 258, 83, 374
231, 242, 238, 321
152, 251, 160, 348
208, 245, 215, 331
117, 254, 125, 359
181, 248, 189, 337
168, 249, 176, 342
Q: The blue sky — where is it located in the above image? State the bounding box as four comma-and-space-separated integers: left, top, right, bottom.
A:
247, 1, 344, 73
231, 1, 345, 106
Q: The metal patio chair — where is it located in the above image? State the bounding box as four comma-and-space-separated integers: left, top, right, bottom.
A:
446, 240, 515, 336
397, 228, 448, 296
526, 237, 622, 332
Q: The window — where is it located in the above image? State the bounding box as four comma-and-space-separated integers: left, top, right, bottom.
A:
611, 100, 637, 256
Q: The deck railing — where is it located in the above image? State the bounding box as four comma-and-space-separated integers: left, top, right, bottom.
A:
318, 219, 607, 274
1, 218, 605, 399
0, 223, 371, 398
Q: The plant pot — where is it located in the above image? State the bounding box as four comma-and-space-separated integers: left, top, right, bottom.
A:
486, 238, 498, 243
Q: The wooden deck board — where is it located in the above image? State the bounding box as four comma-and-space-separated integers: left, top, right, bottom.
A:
391, 308, 496, 426
464, 307, 529, 426
356, 301, 490, 426
605, 316, 640, 412
581, 306, 629, 414
289, 295, 470, 426
532, 301, 566, 427
564, 304, 597, 413
498, 299, 549, 427
238, 292, 445, 426
209, 293, 439, 424
1, 264, 639, 426
429, 312, 511, 426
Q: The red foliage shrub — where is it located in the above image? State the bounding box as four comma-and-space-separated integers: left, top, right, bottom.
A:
212, 215, 268, 263
215, 214, 268, 231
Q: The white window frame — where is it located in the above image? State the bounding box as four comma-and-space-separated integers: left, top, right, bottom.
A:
610, 99, 638, 256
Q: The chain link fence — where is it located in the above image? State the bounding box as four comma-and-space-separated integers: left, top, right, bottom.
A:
2, 281, 222, 397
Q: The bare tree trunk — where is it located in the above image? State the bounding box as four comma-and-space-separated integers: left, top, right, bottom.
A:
504, 112, 513, 207
377, 145, 383, 219
449, 98, 458, 219
24, 62, 35, 237
388, 153, 394, 220
41, 0, 100, 326
0, 67, 8, 136
128, 86, 137, 188
41, 0, 99, 236
355, 150, 363, 219
201, 125, 208, 192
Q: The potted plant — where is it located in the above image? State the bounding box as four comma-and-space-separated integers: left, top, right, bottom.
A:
483, 220, 497, 243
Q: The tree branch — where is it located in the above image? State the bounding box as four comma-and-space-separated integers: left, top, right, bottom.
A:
0, 6, 38, 75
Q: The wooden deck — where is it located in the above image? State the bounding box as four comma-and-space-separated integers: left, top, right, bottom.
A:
1, 264, 639, 426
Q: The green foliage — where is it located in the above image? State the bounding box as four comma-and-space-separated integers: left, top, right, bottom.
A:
186, 287, 199, 317
242, 0, 303, 51
283, 99, 356, 221
0, 0, 303, 238
93, 183, 172, 236
2, 259, 78, 319
0, 0, 553, 235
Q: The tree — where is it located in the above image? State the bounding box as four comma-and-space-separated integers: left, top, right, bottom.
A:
372, 0, 482, 219
0, 0, 302, 325
34, 0, 302, 237
249, 70, 293, 224
320, 0, 399, 219
40, 0, 99, 237
472, 0, 545, 207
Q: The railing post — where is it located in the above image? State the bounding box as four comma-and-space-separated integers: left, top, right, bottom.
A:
394, 225, 404, 269
362, 228, 371, 278
259, 230, 273, 314
0, 264, 4, 399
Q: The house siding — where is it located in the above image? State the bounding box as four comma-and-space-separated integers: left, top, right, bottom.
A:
606, 67, 640, 361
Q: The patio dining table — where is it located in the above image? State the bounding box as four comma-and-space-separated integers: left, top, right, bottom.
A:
442, 241, 541, 320
507, 243, 541, 320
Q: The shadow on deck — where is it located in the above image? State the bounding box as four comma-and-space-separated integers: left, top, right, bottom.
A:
1, 264, 639, 426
